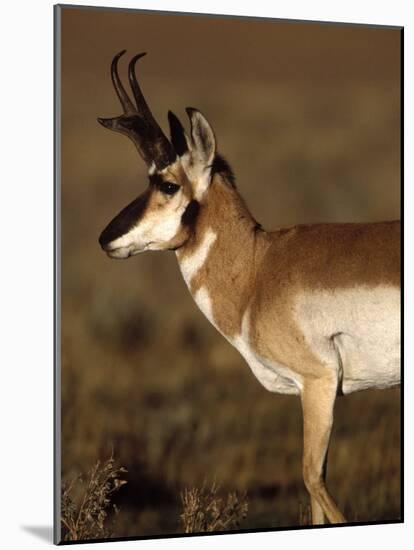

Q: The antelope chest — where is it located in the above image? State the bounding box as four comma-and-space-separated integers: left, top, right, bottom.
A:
177, 232, 302, 395
191, 285, 302, 395
231, 331, 302, 395
231, 310, 302, 395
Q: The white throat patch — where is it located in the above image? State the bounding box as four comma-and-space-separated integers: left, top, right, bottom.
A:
193, 286, 217, 327
178, 228, 217, 287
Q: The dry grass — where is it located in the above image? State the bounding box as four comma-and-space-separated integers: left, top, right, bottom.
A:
181, 482, 248, 533
61, 456, 127, 541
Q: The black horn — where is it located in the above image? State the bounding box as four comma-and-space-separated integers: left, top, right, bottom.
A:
128, 53, 152, 117
98, 51, 176, 170
111, 50, 136, 115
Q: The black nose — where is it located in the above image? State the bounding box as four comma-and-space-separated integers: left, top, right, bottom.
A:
98, 229, 111, 250
98, 207, 131, 251
98, 191, 151, 251
99, 211, 130, 251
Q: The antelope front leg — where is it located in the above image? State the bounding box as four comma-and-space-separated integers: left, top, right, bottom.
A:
301, 374, 346, 525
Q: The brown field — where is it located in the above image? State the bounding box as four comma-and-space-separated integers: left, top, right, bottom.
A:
59, 7, 401, 540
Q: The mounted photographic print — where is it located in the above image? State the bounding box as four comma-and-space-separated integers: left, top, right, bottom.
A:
54, 4, 403, 544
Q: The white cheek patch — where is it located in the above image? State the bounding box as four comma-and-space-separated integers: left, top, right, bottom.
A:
178, 229, 217, 287
140, 205, 185, 249
109, 193, 187, 252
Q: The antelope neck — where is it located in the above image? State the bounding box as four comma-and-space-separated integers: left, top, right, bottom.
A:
176, 175, 270, 338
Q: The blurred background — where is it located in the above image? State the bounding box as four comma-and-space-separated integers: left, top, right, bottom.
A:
59, 6, 401, 540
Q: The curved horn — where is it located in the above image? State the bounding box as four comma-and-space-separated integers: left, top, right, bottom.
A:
110, 50, 136, 115
128, 53, 152, 117
99, 51, 176, 170
127, 53, 176, 167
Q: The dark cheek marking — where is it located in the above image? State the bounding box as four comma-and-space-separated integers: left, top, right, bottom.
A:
181, 200, 200, 227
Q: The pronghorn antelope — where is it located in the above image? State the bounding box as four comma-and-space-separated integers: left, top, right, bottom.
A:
98, 50, 401, 526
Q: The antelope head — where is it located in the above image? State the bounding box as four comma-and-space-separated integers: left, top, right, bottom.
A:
98, 50, 217, 259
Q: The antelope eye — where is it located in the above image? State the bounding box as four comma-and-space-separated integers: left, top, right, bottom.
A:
159, 181, 180, 195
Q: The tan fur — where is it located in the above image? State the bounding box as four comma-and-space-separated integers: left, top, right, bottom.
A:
100, 108, 400, 527
178, 174, 399, 357
176, 173, 400, 525
249, 220, 400, 378
177, 174, 270, 337
99, 56, 400, 527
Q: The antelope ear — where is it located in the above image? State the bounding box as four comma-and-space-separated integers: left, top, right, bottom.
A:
168, 111, 190, 156
186, 108, 216, 168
